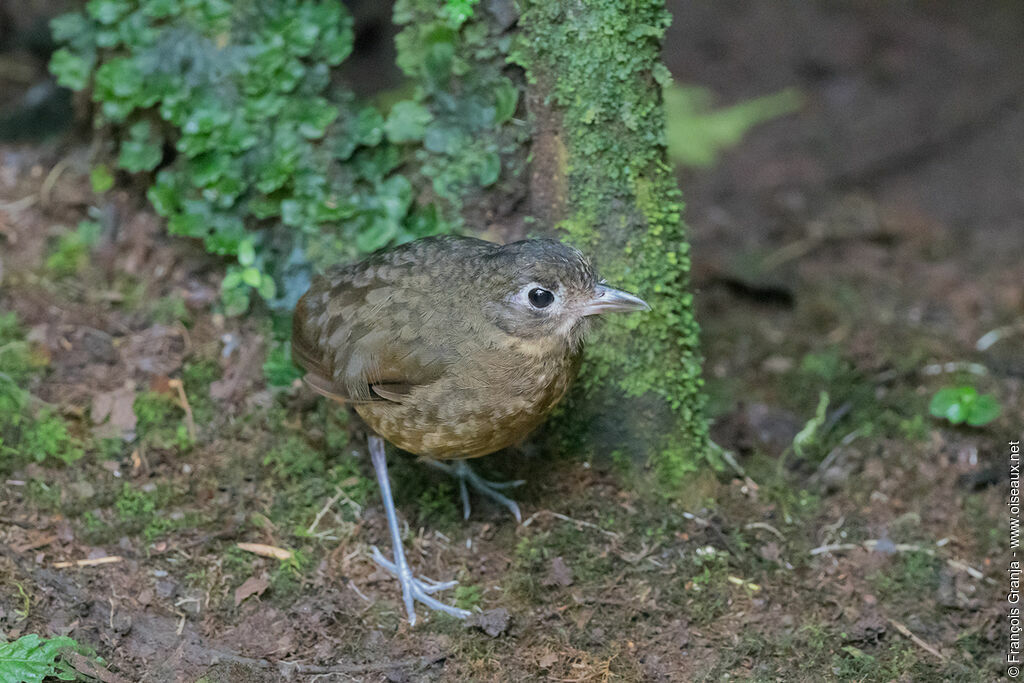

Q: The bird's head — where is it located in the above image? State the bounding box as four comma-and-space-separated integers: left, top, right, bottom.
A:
483, 239, 649, 347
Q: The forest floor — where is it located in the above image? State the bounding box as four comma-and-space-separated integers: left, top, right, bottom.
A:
1, 1, 1022, 681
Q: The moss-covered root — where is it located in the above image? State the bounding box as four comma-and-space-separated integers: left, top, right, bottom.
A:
513, 0, 708, 486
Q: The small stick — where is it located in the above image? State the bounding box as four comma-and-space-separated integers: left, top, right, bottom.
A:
13, 534, 58, 553
0, 194, 38, 214
727, 575, 761, 591
522, 510, 620, 539
39, 157, 72, 205
307, 488, 345, 536
63, 651, 132, 683
920, 362, 988, 376
348, 579, 371, 603
167, 378, 197, 441
887, 618, 946, 661
744, 522, 785, 540
236, 542, 293, 560
809, 540, 993, 584
53, 556, 123, 568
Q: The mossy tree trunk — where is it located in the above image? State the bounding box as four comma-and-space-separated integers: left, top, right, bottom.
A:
511, 0, 708, 486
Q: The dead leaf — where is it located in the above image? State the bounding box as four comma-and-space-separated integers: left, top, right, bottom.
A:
90, 384, 137, 441
148, 375, 176, 397
234, 574, 271, 606
542, 556, 574, 587
759, 542, 781, 563
538, 652, 558, 669
124, 325, 185, 377
210, 335, 265, 403
466, 608, 510, 637
236, 542, 292, 561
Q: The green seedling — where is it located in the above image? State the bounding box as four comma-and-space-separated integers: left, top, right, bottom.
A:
928, 386, 1000, 427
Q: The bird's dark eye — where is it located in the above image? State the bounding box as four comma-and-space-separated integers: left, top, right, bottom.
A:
528, 288, 555, 308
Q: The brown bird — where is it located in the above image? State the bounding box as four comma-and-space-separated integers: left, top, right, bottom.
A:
292, 235, 649, 624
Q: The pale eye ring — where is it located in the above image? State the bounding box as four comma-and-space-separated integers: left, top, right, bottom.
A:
528, 288, 555, 308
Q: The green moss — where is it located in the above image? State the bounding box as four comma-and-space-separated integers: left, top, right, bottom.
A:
81, 510, 107, 537
868, 551, 942, 601
181, 359, 220, 426
0, 311, 84, 468
134, 391, 192, 452
20, 410, 84, 465
454, 583, 483, 610
26, 479, 62, 510
414, 481, 460, 526
269, 550, 309, 598
45, 220, 102, 277
148, 293, 190, 326
222, 546, 256, 577
263, 433, 326, 480
512, 0, 708, 487
112, 481, 194, 540
114, 482, 157, 522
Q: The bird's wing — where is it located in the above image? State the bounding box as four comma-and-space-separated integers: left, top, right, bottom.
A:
291, 259, 456, 405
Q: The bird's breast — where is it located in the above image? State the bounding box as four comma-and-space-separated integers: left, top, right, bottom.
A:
355, 345, 580, 460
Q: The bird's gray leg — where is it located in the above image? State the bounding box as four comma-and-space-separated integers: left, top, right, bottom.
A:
423, 459, 525, 523
367, 435, 470, 625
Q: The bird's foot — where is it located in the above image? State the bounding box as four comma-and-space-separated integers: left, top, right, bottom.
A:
371, 546, 470, 624
424, 459, 525, 522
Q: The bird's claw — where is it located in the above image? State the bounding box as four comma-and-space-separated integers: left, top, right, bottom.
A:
425, 460, 525, 522
371, 546, 470, 624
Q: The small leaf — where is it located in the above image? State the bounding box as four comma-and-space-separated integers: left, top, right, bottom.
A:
90, 165, 115, 194
478, 151, 501, 186
241, 267, 262, 288
383, 101, 432, 144
49, 48, 93, 91
665, 84, 803, 168
221, 284, 250, 317
256, 275, 277, 300
793, 391, 829, 459
493, 78, 519, 123
118, 139, 163, 172
237, 239, 256, 267
51, 13, 90, 42
146, 172, 180, 216
320, 21, 355, 64
929, 386, 1000, 427
296, 98, 339, 139
353, 106, 384, 147
928, 387, 961, 421
86, 0, 129, 25
118, 122, 164, 172
0, 634, 79, 683
141, 0, 177, 19
189, 152, 231, 187
263, 343, 303, 387
966, 393, 1001, 426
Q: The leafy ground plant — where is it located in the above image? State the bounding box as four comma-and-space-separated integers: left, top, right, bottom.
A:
0, 634, 80, 683
929, 386, 1001, 427
49, 0, 521, 314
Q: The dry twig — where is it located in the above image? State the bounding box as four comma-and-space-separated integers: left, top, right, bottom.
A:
167, 378, 197, 441
52, 556, 123, 568
236, 542, 293, 560
809, 539, 993, 583
887, 618, 947, 661
522, 509, 620, 539
64, 652, 133, 683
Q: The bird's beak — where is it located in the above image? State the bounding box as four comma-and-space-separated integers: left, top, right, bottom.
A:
582, 284, 651, 316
